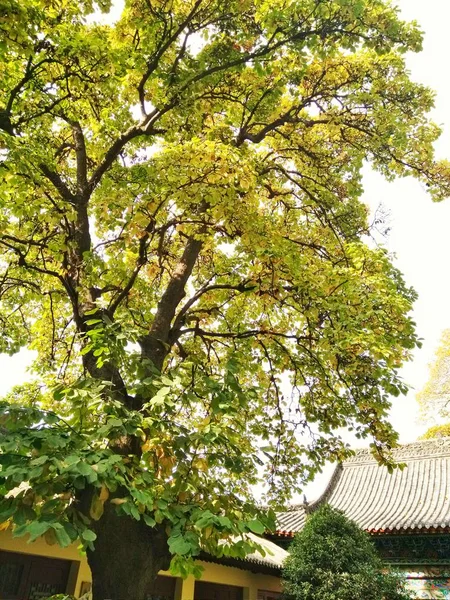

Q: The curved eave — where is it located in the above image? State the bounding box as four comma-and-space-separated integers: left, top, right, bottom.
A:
273, 526, 450, 537
276, 439, 450, 536
369, 526, 450, 535
272, 531, 295, 538
198, 553, 282, 576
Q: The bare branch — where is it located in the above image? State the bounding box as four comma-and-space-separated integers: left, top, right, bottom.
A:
171, 281, 255, 334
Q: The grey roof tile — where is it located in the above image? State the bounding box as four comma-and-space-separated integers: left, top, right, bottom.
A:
277, 438, 450, 534
245, 533, 289, 568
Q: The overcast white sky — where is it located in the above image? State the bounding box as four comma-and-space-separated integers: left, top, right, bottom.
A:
1, 0, 450, 496
363, 0, 450, 440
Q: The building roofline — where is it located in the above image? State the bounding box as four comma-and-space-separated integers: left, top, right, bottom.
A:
275, 437, 450, 536
273, 525, 450, 538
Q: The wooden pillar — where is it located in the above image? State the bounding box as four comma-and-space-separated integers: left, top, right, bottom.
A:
175, 575, 196, 600
243, 584, 258, 600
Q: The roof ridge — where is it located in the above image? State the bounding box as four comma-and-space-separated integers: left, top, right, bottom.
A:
283, 463, 344, 513
308, 462, 343, 510
343, 438, 450, 465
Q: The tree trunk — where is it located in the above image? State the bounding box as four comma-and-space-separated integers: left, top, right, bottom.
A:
87, 503, 171, 600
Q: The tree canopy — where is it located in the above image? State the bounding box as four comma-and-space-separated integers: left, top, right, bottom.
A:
282, 504, 411, 600
0, 0, 449, 597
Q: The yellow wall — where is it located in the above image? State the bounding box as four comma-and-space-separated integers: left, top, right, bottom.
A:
0, 530, 282, 600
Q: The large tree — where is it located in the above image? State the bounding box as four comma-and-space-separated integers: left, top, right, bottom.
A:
0, 1, 448, 598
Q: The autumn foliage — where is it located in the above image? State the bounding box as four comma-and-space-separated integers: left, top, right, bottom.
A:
0, 1, 449, 598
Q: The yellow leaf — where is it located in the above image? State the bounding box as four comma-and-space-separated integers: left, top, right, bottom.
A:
99, 485, 109, 502
110, 497, 127, 505
90, 494, 104, 521
193, 457, 208, 472
199, 416, 211, 428
141, 440, 154, 453
159, 455, 176, 475
0, 519, 10, 532
178, 491, 188, 503
44, 528, 57, 545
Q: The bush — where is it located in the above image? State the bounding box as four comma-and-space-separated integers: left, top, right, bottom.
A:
282, 505, 412, 600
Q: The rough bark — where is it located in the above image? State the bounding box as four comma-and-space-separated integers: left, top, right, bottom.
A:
87, 503, 171, 600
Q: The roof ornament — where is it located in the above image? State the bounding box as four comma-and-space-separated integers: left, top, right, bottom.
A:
303, 494, 310, 514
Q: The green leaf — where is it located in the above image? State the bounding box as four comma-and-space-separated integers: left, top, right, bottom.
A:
77, 462, 93, 476
168, 534, 192, 556
246, 519, 265, 535
143, 514, 156, 527
26, 521, 52, 542
150, 387, 171, 406
81, 529, 97, 542
30, 455, 49, 466
52, 524, 72, 548
129, 504, 140, 521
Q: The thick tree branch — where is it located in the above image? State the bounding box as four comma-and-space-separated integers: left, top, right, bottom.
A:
6, 54, 56, 114
88, 125, 165, 192
39, 164, 75, 202
71, 121, 88, 195
140, 234, 204, 371
178, 327, 314, 342
170, 281, 256, 334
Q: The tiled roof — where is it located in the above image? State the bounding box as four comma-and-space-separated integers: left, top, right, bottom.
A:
245, 533, 289, 568
277, 438, 450, 535
201, 533, 289, 573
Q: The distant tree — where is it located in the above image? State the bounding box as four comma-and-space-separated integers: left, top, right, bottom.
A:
417, 330, 450, 422
282, 505, 412, 600
421, 423, 450, 439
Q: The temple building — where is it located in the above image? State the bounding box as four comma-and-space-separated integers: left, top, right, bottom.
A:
0, 528, 286, 600
3, 438, 450, 599
274, 438, 450, 599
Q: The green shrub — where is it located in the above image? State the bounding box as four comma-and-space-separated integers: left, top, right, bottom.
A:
282, 505, 412, 600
